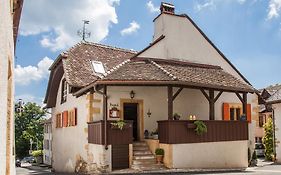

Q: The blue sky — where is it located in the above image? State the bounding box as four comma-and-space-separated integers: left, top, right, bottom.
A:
15, 0, 281, 104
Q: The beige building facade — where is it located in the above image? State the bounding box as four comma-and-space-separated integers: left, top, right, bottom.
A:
45, 3, 258, 173
0, 0, 23, 174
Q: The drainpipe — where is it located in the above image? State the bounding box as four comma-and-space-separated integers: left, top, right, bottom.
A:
272, 108, 276, 159
94, 85, 108, 150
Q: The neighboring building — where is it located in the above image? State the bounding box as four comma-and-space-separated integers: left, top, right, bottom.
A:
267, 86, 281, 162
0, 0, 23, 174
44, 3, 258, 173
256, 84, 281, 143
43, 118, 52, 166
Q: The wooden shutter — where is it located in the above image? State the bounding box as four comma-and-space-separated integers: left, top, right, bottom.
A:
68, 110, 72, 126
73, 108, 77, 126
247, 104, 252, 123
63, 111, 68, 127
223, 103, 230, 121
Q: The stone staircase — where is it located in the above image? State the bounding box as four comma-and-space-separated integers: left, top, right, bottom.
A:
132, 141, 166, 171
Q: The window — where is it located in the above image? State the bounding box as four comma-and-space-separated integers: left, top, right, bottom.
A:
56, 113, 62, 128
230, 107, 242, 121
91, 61, 105, 74
259, 114, 267, 127
61, 79, 67, 104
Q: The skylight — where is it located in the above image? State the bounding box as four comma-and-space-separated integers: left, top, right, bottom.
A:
91, 61, 105, 74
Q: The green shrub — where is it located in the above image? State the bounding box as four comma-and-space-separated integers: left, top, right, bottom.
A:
263, 118, 274, 160
155, 148, 164, 155
111, 120, 126, 130
194, 121, 207, 135
32, 150, 43, 157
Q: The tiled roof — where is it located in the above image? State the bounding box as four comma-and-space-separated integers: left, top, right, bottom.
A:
61, 41, 136, 87
267, 89, 281, 104
265, 84, 281, 95
99, 58, 254, 92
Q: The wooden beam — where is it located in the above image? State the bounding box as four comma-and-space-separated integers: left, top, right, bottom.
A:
235, 92, 243, 103
172, 87, 183, 101
209, 90, 215, 120
242, 92, 247, 117
168, 86, 173, 120
214, 91, 223, 102
200, 89, 210, 102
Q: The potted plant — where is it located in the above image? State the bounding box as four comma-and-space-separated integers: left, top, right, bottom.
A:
194, 120, 207, 135
173, 113, 181, 120
155, 148, 164, 164
110, 120, 126, 130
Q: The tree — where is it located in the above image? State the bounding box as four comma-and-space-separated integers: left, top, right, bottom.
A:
263, 117, 274, 160
15, 102, 46, 158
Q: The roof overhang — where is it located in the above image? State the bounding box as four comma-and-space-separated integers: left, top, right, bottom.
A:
74, 80, 255, 98
13, 0, 24, 47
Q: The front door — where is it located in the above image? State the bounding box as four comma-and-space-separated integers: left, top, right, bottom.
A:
123, 103, 138, 141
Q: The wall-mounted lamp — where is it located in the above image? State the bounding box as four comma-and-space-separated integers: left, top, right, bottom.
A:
147, 109, 152, 117
130, 90, 135, 99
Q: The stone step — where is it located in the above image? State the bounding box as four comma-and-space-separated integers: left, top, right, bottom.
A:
132, 158, 156, 165
131, 164, 166, 171
133, 154, 155, 160
133, 146, 150, 151
133, 150, 153, 156
133, 142, 147, 146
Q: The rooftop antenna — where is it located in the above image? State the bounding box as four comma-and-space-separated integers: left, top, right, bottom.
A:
77, 20, 91, 41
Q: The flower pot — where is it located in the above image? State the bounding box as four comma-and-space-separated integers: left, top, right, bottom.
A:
187, 123, 196, 129
155, 155, 164, 164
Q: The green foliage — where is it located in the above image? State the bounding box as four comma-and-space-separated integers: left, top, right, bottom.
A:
15, 102, 46, 158
173, 113, 181, 120
111, 120, 126, 130
194, 120, 207, 135
32, 150, 43, 157
263, 117, 274, 161
155, 148, 164, 155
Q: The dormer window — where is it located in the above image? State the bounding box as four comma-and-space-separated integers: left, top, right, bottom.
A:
91, 61, 105, 74
61, 79, 67, 104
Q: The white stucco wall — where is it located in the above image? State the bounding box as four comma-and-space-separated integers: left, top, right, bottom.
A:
171, 141, 248, 168
0, 0, 15, 174
140, 13, 245, 83
51, 77, 109, 173
273, 103, 281, 162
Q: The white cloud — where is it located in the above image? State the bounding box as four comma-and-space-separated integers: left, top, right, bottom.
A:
20, 0, 120, 52
195, 0, 216, 12
146, 1, 160, 13
120, 21, 140, 36
237, 0, 247, 4
267, 0, 281, 20
15, 94, 44, 105
15, 57, 54, 86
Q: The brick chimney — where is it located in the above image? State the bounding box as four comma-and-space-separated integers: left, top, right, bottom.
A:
160, 2, 175, 14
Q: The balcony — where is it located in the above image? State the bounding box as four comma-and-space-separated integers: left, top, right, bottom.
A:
88, 120, 133, 145
158, 120, 248, 144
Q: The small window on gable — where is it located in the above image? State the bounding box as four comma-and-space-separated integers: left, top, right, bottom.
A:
91, 61, 105, 74
61, 79, 67, 104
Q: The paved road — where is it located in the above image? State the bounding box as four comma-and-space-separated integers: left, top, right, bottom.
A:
16, 163, 281, 175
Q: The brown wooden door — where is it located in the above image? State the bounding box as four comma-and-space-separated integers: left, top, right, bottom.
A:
123, 103, 138, 141
112, 144, 129, 170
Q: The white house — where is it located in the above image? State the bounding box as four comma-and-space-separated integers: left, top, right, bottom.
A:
44, 3, 258, 173
0, 0, 23, 174
43, 118, 52, 166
